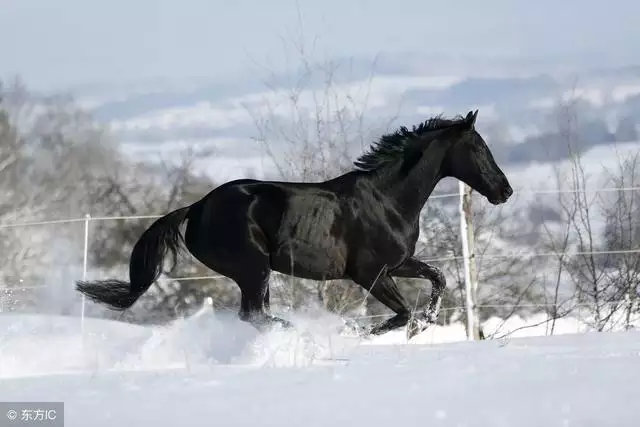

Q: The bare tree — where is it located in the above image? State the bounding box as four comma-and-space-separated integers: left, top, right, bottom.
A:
0, 78, 236, 320
0, 84, 35, 291
537, 162, 581, 335
598, 148, 640, 329
533, 94, 640, 333
244, 39, 402, 319
0, 78, 125, 312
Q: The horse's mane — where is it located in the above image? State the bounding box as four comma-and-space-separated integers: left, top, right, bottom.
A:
353, 114, 468, 171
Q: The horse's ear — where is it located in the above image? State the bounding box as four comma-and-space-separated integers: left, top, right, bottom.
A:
465, 110, 478, 127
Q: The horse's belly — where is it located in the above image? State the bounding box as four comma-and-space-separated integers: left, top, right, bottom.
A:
271, 240, 347, 280
271, 192, 348, 280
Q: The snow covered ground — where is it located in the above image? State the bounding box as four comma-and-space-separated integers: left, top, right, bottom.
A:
2, 309, 640, 426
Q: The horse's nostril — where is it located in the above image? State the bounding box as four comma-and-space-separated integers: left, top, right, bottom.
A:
505, 186, 513, 197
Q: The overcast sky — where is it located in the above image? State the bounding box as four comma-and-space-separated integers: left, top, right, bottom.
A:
1, 0, 638, 90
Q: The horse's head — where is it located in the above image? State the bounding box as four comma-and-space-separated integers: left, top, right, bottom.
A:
444, 110, 513, 205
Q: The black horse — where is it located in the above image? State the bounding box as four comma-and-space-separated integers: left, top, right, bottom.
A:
77, 110, 512, 339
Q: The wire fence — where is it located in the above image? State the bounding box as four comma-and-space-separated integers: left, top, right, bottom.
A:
1, 183, 640, 337
3, 183, 640, 230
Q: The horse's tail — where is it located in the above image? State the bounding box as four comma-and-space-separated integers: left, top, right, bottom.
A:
76, 205, 192, 310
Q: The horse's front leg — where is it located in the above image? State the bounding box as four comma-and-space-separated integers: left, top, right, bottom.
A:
391, 257, 446, 338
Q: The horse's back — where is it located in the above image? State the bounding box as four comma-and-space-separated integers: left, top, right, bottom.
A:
196, 178, 340, 243
194, 178, 289, 233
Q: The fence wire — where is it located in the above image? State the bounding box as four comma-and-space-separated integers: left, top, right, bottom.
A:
1, 183, 640, 336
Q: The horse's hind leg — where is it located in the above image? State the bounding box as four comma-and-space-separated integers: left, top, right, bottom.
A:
236, 268, 292, 331
183, 210, 292, 332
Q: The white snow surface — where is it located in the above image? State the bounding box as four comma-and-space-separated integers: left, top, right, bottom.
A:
2, 309, 640, 426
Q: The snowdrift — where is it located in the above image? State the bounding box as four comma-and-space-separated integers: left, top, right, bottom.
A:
1, 309, 639, 427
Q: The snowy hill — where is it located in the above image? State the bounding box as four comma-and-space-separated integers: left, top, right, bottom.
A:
1, 311, 639, 426
63, 60, 640, 185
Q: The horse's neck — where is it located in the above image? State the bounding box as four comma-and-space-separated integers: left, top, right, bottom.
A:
371, 145, 446, 220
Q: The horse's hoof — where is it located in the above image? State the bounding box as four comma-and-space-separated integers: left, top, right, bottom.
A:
339, 319, 366, 336
406, 313, 432, 340
270, 316, 293, 329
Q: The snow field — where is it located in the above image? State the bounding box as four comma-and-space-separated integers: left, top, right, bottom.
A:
2, 308, 640, 426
